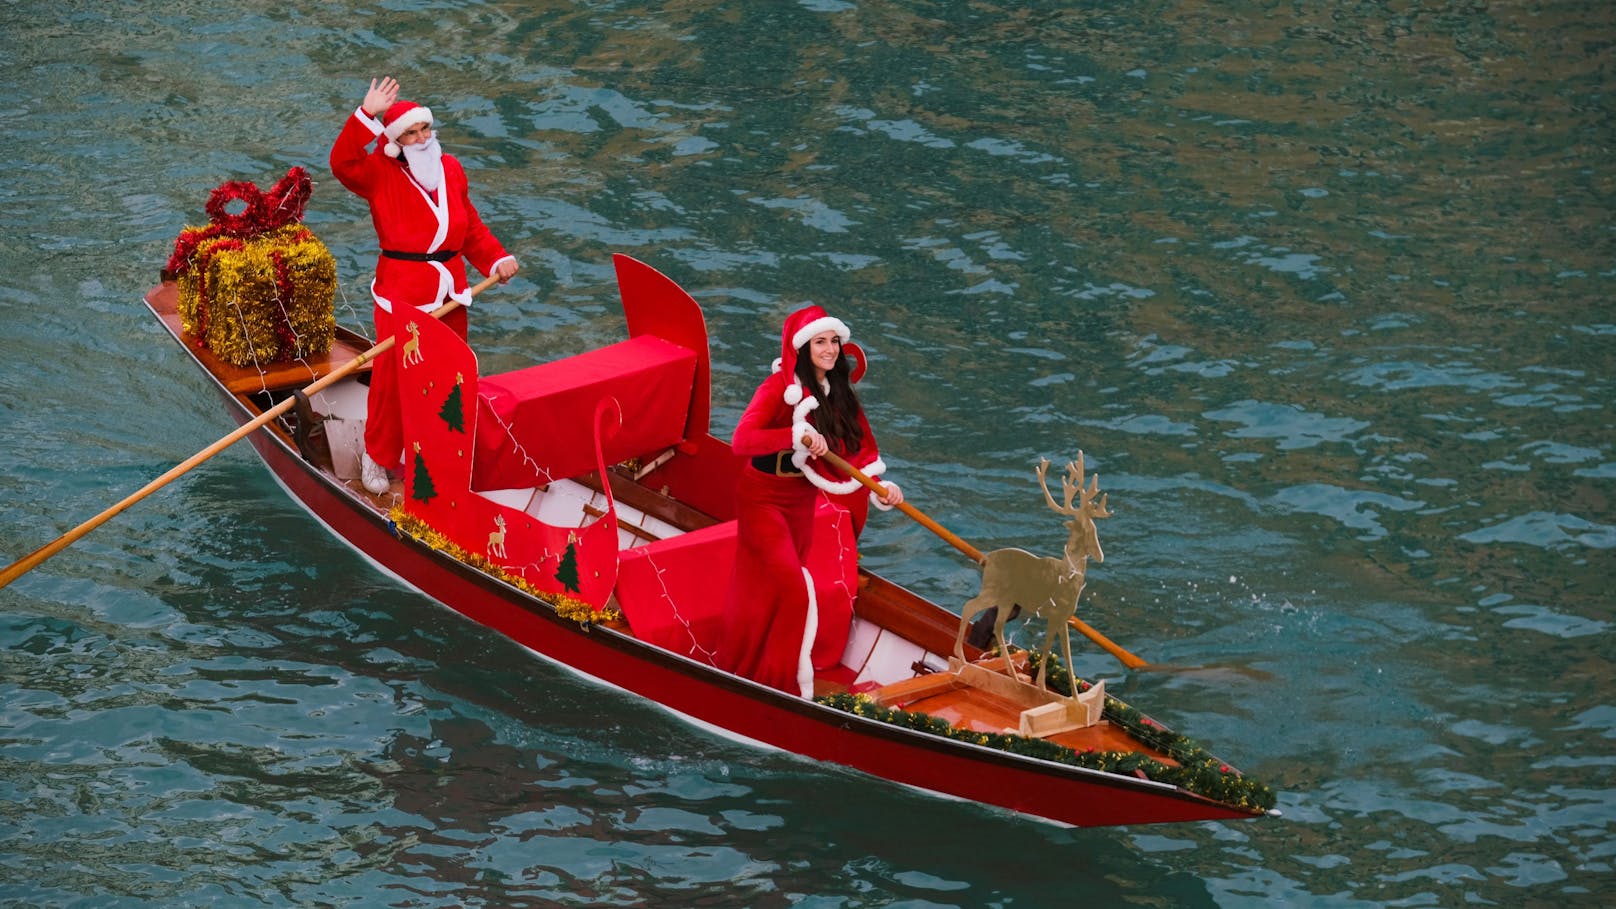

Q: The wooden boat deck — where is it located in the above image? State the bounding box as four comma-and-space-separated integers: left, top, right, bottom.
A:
904, 685, 1172, 761
145, 280, 374, 395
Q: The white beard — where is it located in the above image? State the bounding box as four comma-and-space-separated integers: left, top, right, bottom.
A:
401, 135, 445, 193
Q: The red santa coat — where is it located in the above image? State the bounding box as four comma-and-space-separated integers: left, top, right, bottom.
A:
330, 107, 513, 312
738, 368, 891, 535
716, 368, 891, 697
329, 107, 514, 468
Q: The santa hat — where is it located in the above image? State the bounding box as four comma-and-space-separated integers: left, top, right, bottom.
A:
773, 305, 850, 406
381, 100, 434, 158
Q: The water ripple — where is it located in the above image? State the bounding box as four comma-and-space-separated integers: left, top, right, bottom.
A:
5, 0, 1616, 906
1459, 511, 1616, 550
1204, 400, 1371, 451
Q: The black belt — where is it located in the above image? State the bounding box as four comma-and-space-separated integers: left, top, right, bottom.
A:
381, 248, 459, 262
751, 452, 802, 476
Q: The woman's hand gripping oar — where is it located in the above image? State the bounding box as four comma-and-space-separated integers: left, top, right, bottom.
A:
0, 274, 502, 591
813, 447, 1150, 671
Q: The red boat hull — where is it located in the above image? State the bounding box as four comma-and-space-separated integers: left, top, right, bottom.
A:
229, 406, 1252, 828
146, 260, 1260, 828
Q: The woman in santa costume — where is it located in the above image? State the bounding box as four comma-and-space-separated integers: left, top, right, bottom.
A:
330, 76, 520, 495
717, 305, 903, 697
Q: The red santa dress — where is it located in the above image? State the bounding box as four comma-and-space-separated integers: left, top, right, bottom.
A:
716, 306, 894, 697
329, 101, 515, 470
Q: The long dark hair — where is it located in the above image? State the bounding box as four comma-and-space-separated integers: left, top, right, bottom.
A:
795, 341, 864, 454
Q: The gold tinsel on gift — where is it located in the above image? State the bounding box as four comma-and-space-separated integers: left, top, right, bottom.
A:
174, 224, 337, 368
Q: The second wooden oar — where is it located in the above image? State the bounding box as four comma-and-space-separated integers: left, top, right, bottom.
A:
0, 274, 499, 591
814, 447, 1150, 670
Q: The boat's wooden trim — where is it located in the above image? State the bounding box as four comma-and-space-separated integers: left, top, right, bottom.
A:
576, 465, 723, 532
582, 503, 659, 543
871, 670, 967, 706
853, 571, 985, 662
144, 280, 374, 395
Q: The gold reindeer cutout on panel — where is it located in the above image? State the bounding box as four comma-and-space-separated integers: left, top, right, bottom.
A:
487, 514, 508, 559
954, 453, 1112, 691
401, 321, 423, 367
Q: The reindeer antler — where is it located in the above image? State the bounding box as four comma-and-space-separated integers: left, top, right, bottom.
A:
1039, 451, 1115, 521
1037, 457, 1076, 516
1066, 454, 1087, 511
1070, 452, 1112, 520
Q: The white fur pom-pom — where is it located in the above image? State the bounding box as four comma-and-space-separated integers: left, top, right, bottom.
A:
783, 383, 803, 406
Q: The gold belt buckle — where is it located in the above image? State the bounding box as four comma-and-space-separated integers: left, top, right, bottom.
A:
775, 452, 799, 476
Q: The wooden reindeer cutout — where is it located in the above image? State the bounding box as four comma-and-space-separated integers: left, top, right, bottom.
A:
954, 452, 1112, 692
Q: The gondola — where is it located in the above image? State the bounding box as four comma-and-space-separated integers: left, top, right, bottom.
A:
138, 253, 1274, 828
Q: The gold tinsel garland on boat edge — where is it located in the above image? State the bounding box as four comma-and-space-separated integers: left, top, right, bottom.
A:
387, 504, 623, 627
166, 168, 336, 368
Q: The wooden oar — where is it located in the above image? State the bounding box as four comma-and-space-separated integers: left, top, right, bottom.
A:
0, 274, 500, 591
814, 447, 1150, 670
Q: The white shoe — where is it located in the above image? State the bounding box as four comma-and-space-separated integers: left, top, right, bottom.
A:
361, 453, 391, 495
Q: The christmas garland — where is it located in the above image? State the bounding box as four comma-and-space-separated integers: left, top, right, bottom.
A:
815, 652, 1276, 813
387, 505, 623, 626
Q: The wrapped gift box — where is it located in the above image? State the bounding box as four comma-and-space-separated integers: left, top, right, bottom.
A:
173, 224, 336, 367
167, 167, 336, 368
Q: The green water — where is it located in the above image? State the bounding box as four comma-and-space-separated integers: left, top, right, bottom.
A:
2, 1, 1612, 906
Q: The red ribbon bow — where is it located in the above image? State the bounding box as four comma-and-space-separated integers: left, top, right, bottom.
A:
167, 167, 314, 276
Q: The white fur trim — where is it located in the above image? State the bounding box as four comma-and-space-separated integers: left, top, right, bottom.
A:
430, 262, 453, 306
799, 462, 862, 496
370, 273, 459, 313
383, 106, 434, 142
796, 566, 818, 698
369, 282, 394, 314
771, 356, 784, 374
382, 106, 433, 158
802, 454, 885, 498
870, 481, 899, 511
355, 107, 384, 136
790, 316, 850, 351
792, 395, 819, 423
789, 396, 820, 471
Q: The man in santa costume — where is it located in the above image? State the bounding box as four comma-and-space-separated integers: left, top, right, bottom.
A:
330, 75, 519, 494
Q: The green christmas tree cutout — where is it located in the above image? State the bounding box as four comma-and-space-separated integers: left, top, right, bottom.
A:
438, 372, 465, 433
411, 442, 437, 502
555, 535, 580, 593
